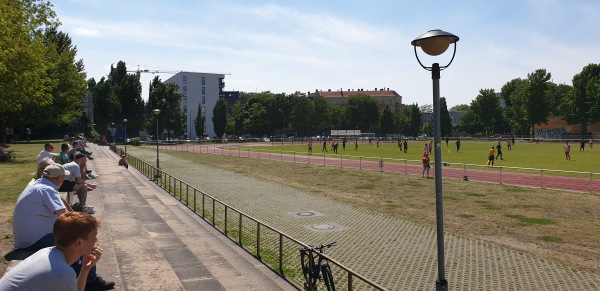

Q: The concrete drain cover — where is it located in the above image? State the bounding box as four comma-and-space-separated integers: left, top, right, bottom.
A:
290, 211, 323, 218
305, 222, 347, 232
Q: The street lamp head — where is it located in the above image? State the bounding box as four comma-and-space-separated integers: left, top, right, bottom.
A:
123, 119, 128, 123
411, 29, 459, 70
153, 109, 161, 115
411, 29, 459, 56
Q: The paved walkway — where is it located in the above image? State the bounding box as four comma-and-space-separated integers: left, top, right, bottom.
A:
83, 143, 296, 291
127, 144, 600, 290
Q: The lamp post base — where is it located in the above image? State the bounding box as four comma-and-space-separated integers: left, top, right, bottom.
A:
436, 279, 448, 291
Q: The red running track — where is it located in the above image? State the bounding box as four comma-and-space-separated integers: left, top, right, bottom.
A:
156, 143, 600, 194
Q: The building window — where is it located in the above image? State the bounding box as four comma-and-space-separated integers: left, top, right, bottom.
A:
202, 87, 205, 94
183, 95, 187, 102
335, 100, 339, 105
183, 86, 187, 92
183, 105, 187, 113
202, 96, 205, 104
342, 100, 346, 105
183, 76, 187, 84
389, 100, 392, 105
201, 77, 205, 85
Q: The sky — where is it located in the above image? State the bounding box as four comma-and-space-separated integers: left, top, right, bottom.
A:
53, 0, 600, 108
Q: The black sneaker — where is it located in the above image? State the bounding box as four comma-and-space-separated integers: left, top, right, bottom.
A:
85, 276, 115, 290
71, 203, 83, 212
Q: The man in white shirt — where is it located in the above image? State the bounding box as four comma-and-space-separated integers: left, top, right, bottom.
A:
36, 143, 58, 164
58, 153, 96, 214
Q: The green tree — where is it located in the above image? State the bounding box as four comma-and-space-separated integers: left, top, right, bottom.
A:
93, 78, 121, 133
421, 122, 433, 135
328, 105, 346, 131
449, 104, 469, 111
440, 97, 453, 136
470, 89, 502, 135
0, 0, 59, 131
548, 83, 572, 116
244, 102, 267, 136
379, 105, 395, 135
195, 102, 205, 137
290, 96, 314, 137
562, 64, 600, 136
346, 94, 379, 132
454, 109, 483, 134
501, 78, 529, 135
111, 62, 144, 137
212, 98, 227, 138
525, 69, 552, 132
147, 77, 185, 139
404, 103, 421, 136
312, 96, 330, 135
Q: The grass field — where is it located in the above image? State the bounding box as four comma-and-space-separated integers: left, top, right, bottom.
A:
242, 139, 600, 173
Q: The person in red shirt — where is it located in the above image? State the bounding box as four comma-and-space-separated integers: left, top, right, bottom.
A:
422, 153, 430, 178
118, 155, 129, 169
564, 142, 571, 160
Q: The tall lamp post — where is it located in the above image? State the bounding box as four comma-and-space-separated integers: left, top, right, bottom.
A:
279, 109, 285, 145
123, 119, 128, 155
153, 109, 161, 180
411, 29, 459, 291
110, 123, 115, 143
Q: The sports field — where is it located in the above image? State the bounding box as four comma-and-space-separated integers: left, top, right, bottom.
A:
244, 139, 600, 173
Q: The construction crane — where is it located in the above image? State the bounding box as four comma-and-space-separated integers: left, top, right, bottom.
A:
127, 65, 231, 78
127, 65, 181, 79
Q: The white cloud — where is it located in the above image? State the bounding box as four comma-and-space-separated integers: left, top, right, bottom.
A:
71, 27, 101, 37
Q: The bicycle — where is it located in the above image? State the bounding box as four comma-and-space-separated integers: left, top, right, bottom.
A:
300, 241, 336, 291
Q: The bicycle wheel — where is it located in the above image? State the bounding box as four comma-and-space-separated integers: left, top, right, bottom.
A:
300, 251, 318, 289
321, 263, 335, 291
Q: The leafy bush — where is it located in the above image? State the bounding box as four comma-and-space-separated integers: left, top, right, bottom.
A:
130, 137, 141, 146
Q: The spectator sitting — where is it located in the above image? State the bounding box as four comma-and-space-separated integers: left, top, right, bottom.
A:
58, 153, 97, 214
9, 163, 114, 290
0, 141, 15, 162
58, 143, 70, 165
0, 212, 104, 291
118, 155, 129, 169
36, 143, 58, 164
32, 158, 73, 212
77, 135, 93, 159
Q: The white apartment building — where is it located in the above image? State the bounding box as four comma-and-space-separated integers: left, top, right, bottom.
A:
165, 72, 225, 139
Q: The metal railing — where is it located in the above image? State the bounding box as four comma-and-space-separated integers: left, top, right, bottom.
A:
140, 142, 600, 194
111, 145, 386, 291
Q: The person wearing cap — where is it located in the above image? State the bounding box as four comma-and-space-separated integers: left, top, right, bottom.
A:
13, 163, 70, 250
36, 142, 58, 164
11, 164, 114, 290
59, 152, 97, 214
31, 158, 73, 212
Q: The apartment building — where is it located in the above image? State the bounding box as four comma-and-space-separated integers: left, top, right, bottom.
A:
165, 72, 225, 139
309, 88, 405, 112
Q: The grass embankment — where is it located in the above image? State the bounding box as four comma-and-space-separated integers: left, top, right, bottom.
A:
0, 142, 53, 274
